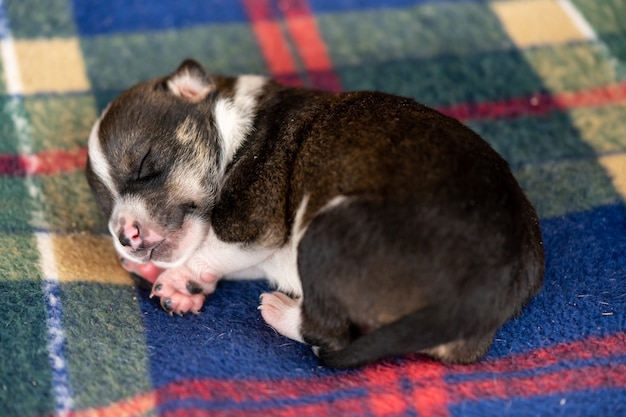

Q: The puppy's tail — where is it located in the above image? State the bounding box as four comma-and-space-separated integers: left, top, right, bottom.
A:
317, 308, 488, 369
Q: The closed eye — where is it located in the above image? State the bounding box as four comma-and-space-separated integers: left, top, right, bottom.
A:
137, 149, 152, 180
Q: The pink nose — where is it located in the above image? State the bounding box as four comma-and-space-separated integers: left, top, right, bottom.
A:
119, 221, 142, 250
117, 218, 164, 252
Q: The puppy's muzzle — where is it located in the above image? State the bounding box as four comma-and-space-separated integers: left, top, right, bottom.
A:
116, 219, 164, 260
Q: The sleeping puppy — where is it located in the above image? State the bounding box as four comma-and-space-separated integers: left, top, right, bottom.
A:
86, 59, 544, 368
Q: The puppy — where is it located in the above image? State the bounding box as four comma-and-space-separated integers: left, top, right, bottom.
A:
86, 59, 544, 368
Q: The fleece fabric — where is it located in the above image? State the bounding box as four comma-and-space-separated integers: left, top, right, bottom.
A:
0, 0, 625, 416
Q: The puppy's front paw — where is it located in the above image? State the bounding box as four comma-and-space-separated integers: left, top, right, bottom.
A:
259, 292, 303, 343
150, 267, 218, 316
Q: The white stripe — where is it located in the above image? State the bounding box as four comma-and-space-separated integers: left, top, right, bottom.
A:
556, 0, 598, 41
37, 232, 60, 280
0, 2, 74, 413
40, 233, 73, 416
0, 38, 22, 95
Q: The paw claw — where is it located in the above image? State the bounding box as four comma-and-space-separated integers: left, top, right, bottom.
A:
162, 298, 173, 312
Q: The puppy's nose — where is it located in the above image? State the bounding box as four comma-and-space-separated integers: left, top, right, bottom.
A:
118, 221, 142, 250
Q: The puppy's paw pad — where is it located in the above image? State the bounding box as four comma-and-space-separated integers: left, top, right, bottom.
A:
259, 292, 303, 342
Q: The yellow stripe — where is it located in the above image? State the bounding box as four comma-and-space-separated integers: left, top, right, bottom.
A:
599, 153, 626, 200
14, 38, 90, 94
491, 0, 587, 48
53, 234, 133, 285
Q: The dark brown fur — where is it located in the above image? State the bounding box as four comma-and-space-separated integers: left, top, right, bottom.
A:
212, 82, 544, 366
87, 60, 544, 368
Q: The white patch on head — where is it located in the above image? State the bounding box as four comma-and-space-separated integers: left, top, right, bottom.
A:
87, 108, 118, 198
214, 75, 267, 171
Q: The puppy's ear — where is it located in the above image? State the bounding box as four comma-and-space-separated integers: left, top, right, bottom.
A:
166, 59, 214, 102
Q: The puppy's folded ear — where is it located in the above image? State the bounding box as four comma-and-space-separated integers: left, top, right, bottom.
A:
166, 59, 214, 102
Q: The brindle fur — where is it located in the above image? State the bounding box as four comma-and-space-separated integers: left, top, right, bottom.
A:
87, 60, 544, 368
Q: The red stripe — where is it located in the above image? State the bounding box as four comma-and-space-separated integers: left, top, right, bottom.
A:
241, 0, 341, 90
4, 81, 626, 179
0, 147, 87, 177
161, 397, 365, 417
362, 364, 410, 416
278, 0, 342, 91
451, 332, 626, 376
440, 81, 626, 121
451, 363, 626, 402
154, 333, 626, 404
241, 0, 301, 86
63, 333, 626, 417
408, 362, 450, 417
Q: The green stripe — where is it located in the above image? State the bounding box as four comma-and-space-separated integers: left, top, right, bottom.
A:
515, 158, 620, 219
604, 34, 626, 80
571, 0, 626, 36
0, 61, 7, 95
0, 280, 54, 417
523, 41, 621, 93
0, 233, 42, 281
80, 24, 267, 92
569, 103, 626, 154
0, 177, 40, 230
468, 112, 595, 168
336, 49, 545, 107
62, 282, 152, 411
571, 0, 626, 80
318, 2, 513, 67
0, 98, 25, 153
23, 95, 97, 153
4, 0, 76, 39
39, 172, 103, 233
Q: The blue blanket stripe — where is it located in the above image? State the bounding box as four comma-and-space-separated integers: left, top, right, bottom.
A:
43, 278, 74, 415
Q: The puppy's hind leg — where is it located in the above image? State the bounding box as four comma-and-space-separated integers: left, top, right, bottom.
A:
258, 292, 305, 343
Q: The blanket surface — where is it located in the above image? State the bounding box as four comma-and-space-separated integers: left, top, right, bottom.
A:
1, 0, 626, 416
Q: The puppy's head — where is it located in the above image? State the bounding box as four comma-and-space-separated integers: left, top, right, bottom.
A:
87, 60, 222, 268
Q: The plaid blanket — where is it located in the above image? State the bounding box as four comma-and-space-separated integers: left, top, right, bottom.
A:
1, 0, 626, 415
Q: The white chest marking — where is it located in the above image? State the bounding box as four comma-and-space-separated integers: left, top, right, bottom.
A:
213, 75, 267, 172
257, 194, 311, 297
